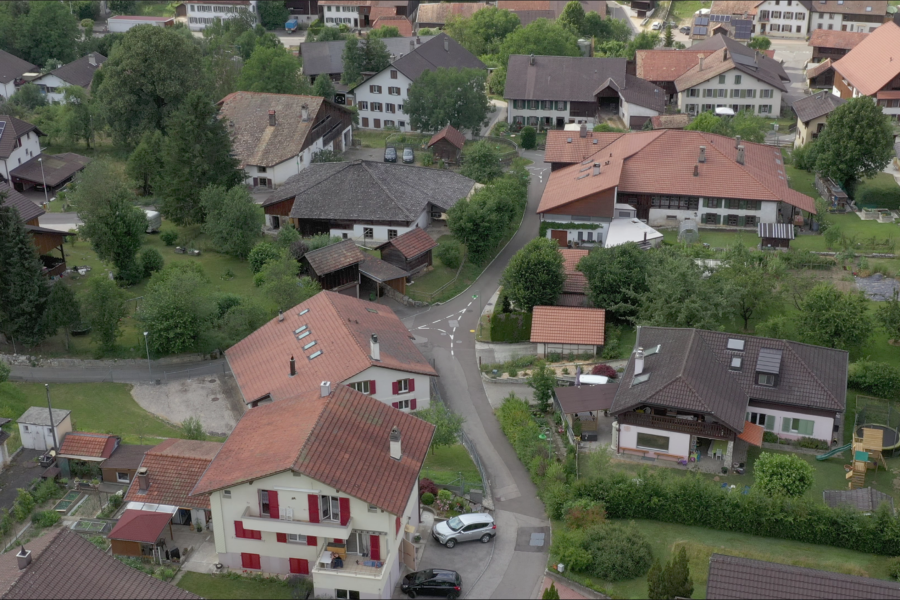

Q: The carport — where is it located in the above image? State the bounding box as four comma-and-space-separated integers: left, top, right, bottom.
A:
359, 255, 408, 300
553, 383, 618, 443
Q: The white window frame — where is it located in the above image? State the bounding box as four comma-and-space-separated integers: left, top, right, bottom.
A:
350, 380, 370, 394
322, 494, 340, 523
396, 399, 411, 410
398, 379, 410, 393
287, 533, 309, 544
116, 472, 130, 483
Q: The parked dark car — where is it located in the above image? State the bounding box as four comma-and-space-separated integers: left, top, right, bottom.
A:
401, 569, 462, 599
680, 25, 690, 34
384, 147, 397, 162
402, 146, 415, 163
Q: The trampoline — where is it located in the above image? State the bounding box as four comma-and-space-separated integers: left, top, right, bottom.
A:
855, 424, 900, 457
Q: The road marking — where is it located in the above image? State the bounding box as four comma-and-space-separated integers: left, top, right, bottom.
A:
417, 325, 430, 330
437, 329, 446, 334
432, 320, 441, 324
470, 330, 475, 333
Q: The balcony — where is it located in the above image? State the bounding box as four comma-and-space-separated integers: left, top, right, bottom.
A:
312, 545, 388, 580
240, 507, 353, 539
618, 411, 734, 440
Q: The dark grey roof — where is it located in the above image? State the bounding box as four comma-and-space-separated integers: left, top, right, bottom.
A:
610, 327, 848, 433
388, 33, 485, 83
706, 553, 900, 600
0, 49, 35, 86
300, 37, 436, 77
47, 53, 107, 88
594, 74, 665, 112
17, 407, 71, 427
269, 160, 476, 222
689, 34, 790, 89
304, 239, 363, 276
100, 444, 156, 471
823, 488, 895, 514
0, 115, 41, 160
505, 55, 627, 102
793, 91, 847, 124
359, 255, 408, 282
512, 9, 555, 25
0, 182, 44, 223
554, 384, 618, 414
10, 153, 91, 188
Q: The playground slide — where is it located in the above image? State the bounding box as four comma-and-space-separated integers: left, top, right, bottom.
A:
816, 443, 852, 461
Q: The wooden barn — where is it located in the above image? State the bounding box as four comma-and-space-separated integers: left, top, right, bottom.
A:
376, 228, 437, 276
758, 222, 794, 250
302, 240, 364, 298
427, 124, 466, 166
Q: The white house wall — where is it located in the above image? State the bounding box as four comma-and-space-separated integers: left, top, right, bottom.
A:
343, 365, 431, 412
812, 11, 882, 33
0, 131, 41, 180
679, 67, 782, 117
330, 214, 428, 244
619, 99, 659, 127
354, 69, 414, 132
648, 200, 778, 228
749, 405, 836, 442
756, 0, 808, 38
540, 214, 609, 246
618, 424, 691, 457
32, 74, 69, 104
107, 18, 171, 32
507, 102, 594, 128
323, 4, 361, 27
0, 80, 16, 101
17, 415, 72, 451
185, 0, 257, 31
244, 125, 353, 188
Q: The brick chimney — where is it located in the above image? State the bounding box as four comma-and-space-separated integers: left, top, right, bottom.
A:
693, 164, 699, 177
137, 467, 150, 492
268, 110, 276, 127
390, 427, 402, 460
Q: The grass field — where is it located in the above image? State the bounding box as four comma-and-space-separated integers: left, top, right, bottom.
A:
661, 0, 712, 24
421, 444, 482, 493
177, 573, 292, 600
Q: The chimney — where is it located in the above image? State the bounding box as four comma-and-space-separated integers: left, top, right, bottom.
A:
416, 35, 421, 44
444, 37, 449, 52
693, 164, 699, 177
320, 381, 331, 397
137, 467, 150, 491
88, 53, 96, 67
699, 146, 707, 163
634, 347, 645, 376
529, 53, 535, 66
278, 309, 284, 322
735, 135, 741, 149
370, 334, 380, 360
268, 110, 276, 127
699, 56, 704, 71
593, 162, 601, 176
389, 426, 402, 460
737, 145, 745, 165
755, 50, 761, 64
301, 104, 309, 121
289, 355, 296, 377
16, 547, 31, 571
723, 48, 728, 61
579, 123, 587, 138
410, 40, 415, 52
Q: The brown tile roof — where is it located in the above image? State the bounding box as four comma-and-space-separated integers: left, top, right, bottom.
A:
193, 384, 435, 516
417, 2, 488, 24
710, 1, 762, 16
560, 248, 589, 294
108, 509, 173, 544
305, 239, 364, 276
792, 91, 847, 124
46, 53, 106, 89
806, 58, 834, 79
554, 384, 617, 413
58, 433, 118, 460
382, 227, 437, 259
225, 290, 437, 404
737, 421, 764, 447
595, 74, 666, 112
556, 293, 589, 307
123, 439, 222, 510
809, 0, 888, 16
0, 116, 41, 160
635, 49, 713, 82
833, 21, 900, 96
101, 444, 156, 471
706, 553, 900, 599
9, 153, 91, 188
538, 130, 818, 216
687, 34, 787, 83
368, 4, 399, 21
0, 49, 35, 85
498, 1, 549, 10
373, 15, 413, 36
530, 306, 606, 346
0, 528, 198, 599
504, 55, 627, 102
823, 488, 895, 513
610, 328, 849, 433
809, 28, 869, 51
0, 182, 44, 224
428, 124, 466, 151
650, 114, 691, 129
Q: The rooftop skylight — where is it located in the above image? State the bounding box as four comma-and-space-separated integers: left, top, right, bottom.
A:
294, 325, 308, 334
644, 344, 661, 356
297, 331, 311, 341
727, 338, 745, 351
298, 308, 309, 316
303, 340, 317, 350
632, 373, 650, 386
309, 350, 323, 360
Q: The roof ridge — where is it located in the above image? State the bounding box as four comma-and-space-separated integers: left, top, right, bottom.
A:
360, 161, 418, 220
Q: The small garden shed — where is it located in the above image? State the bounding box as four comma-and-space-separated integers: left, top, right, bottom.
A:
530, 306, 606, 357
758, 222, 794, 250
376, 228, 437, 276
302, 239, 364, 298
427, 124, 466, 165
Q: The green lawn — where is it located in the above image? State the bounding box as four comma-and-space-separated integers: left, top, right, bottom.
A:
421, 444, 482, 493
662, 1, 713, 24
564, 519, 895, 599
134, 1, 177, 17
177, 573, 292, 600
354, 130, 393, 148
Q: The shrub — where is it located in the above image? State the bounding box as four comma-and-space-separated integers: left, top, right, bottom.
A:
564, 499, 606, 530
437, 489, 453, 503
753, 452, 815, 498
435, 240, 462, 270
590, 364, 617, 379
419, 478, 439, 497
32, 511, 60, 529
490, 312, 533, 343
520, 126, 537, 150
421, 153, 434, 167
139, 248, 165, 278
33, 479, 61, 505
248, 241, 280, 273
0, 361, 9, 385
214, 293, 243, 319
856, 176, 900, 210
160, 229, 178, 246
288, 240, 309, 261
890, 557, 900, 581
275, 226, 301, 249
849, 361, 900, 400
601, 326, 622, 360
582, 523, 654, 581
762, 431, 779, 444
181, 416, 207, 441
306, 234, 342, 251
12, 489, 34, 522
421, 492, 435, 506
798, 437, 829, 450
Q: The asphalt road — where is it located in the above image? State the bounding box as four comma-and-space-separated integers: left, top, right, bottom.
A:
8, 358, 230, 384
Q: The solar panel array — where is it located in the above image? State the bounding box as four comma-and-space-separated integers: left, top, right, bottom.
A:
732, 53, 758, 68
710, 14, 732, 22
693, 26, 708, 35
733, 19, 753, 39
695, 16, 709, 25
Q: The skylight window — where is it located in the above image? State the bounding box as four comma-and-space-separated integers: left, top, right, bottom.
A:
294, 325, 308, 334
303, 340, 317, 350
644, 344, 661, 356
727, 339, 745, 351
366, 308, 378, 313
298, 308, 310, 316
730, 356, 742, 370
297, 331, 311, 340
309, 350, 323, 360
632, 373, 650, 386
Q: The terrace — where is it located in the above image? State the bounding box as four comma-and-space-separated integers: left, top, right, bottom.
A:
618, 411, 734, 440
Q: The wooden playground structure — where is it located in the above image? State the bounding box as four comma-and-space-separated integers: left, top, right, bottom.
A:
847, 428, 888, 489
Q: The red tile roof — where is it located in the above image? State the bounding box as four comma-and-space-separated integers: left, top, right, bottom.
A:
737, 421, 764, 447
809, 28, 869, 51
544, 130, 621, 165
650, 114, 691, 129
539, 130, 817, 216
372, 15, 413, 36
635, 49, 713, 82
428, 124, 466, 151
710, 0, 761, 16
834, 22, 900, 96
368, 4, 398, 21
417, 2, 488, 24
530, 306, 606, 346
226, 290, 436, 405
382, 227, 437, 259
560, 249, 589, 294
809, 0, 887, 16
58, 433, 118, 460
193, 384, 435, 516
123, 439, 222, 510
498, 1, 549, 9
108, 510, 173, 544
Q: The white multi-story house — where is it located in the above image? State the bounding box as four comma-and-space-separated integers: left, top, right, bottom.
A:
832, 20, 900, 123
32, 54, 106, 104
0, 115, 42, 182
809, 0, 888, 33
710, 1, 807, 38
217, 91, 354, 190
318, 1, 415, 28
349, 33, 485, 132
192, 383, 435, 600
178, 0, 258, 31
225, 290, 439, 409
0, 49, 35, 101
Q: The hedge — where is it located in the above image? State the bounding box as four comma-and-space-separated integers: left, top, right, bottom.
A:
848, 361, 900, 400
539, 221, 604, 239
855, 176, 900, 210
490, 312, 533, 343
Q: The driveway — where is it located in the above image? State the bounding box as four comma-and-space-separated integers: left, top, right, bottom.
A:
0, 450, 44, 512
768, 38, 814, 108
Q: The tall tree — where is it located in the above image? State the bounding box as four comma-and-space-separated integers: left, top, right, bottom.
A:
748, 36, 772, 50
714, 244, 779, 330
815, 97, 896, 194
126, 130, 165, 196
95, 25, 204, 147
158, 90, 243, 225
638, 250, 731, 330
140, 264, 217, 354
582, 13, 633, 43
878, 291, 900, 343
17, 1, 80, 65
45, 282, 81, 350
684, 111, 728, 136
10, 83, 46, 111
312, 74, 336, 101
259, 256, 321, 310
80, 276, 128, 352
798, 283, 873, 350
78, 183, 147, 282
500, 237, 565, 312
369, 25, 401, 39
527, 360, 556, 413
664, 25, 674, 48
445, 8, 521, 57
447, 187, 506, 265
200, 184, 264, 258
664, 547, 694, 600
238, 45, 310, 94
558, 1, 585, 35
257, 0, 289, 29
362, 37, 391, 73
578, 243, 651, 324
416, 402, 464, 453
341, 35, 365, 86
0, 205, 50, 348
460, 140, 502, 183
60, 86, 100, 149
405, 68, 490, 135
728, 109, 768, 143
498, 19, 581, 66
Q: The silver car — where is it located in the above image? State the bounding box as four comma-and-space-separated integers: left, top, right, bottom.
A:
432, 513, 495, 549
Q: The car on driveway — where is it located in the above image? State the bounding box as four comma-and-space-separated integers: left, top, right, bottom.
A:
651, 21, 661, 30
402, 146, 415, 163
432, 513, 496, 549
384, 147, 397, 162
401, 569, 462, 599
680, 25, 691, 34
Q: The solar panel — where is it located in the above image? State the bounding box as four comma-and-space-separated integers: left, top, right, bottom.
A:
695, 16, 709, 25
710, 14, 731, 22
757, 348, 783, 375
732, 53, 757, 68
0, 121, 5, 142
733, 19, 752, 39
693, 26, 708, 35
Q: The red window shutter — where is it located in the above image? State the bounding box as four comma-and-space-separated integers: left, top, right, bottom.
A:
308, 494, 319, 523
277, 533, 287, 543
235, 521, 245, 538
392, 381, 399, 395
252, 554, 261, 570
339, 497, 350, 526
396, 517, 401, 536
334, 539, 343, 544
307, 535, 317, 546
241, 552, 252, 568
253, 529, 262, 540
268, 490, 279, 520
410, 398, 417, 410
392, 402, 399, 409
370, 535, 381, 561
299, 558, 309, 575
409, 379, 415, 392
370, 380, 376, 394
289, 558, 309, 575
289, 558, 299, 574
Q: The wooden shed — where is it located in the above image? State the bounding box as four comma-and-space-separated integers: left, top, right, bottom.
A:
758, 222, 795, 250
108, 508, 174, 560
427, 124, 466, 165
376, 228, 437, 276
302, 239, 364, 297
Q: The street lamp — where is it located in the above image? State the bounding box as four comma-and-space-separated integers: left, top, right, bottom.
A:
37, 157, 49, 206
143, 332, 151, 381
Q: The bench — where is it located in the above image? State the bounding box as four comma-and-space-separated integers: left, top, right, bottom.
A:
656, 453, 684, 463
622, 448, 649, 457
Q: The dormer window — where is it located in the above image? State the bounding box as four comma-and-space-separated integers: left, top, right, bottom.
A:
758, 373, 776, 386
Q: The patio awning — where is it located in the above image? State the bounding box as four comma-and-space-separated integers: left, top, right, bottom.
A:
108, 509, 174, 544
738, 421, 765, 447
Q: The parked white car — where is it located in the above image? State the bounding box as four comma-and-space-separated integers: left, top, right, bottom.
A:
651, 21, 662, 30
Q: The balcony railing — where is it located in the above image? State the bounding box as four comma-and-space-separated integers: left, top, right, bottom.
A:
240, 507, 353, 538
312, 552, 387, 580
618, 411, 734, 440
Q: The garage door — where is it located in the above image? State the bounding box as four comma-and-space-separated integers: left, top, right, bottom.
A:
550, 230, 567, 247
